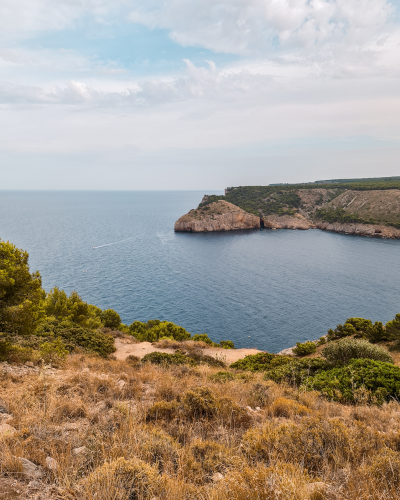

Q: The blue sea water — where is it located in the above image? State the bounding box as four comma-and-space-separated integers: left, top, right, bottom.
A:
1, 190, 399, 352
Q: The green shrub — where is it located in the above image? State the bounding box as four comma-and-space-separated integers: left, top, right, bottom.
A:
142, 351, 196, 366
192, 333, 217, 346
307, 359, 400, 404
230, 352, 291, 372
0, 337, 13, 361
264, 358, 331, 386
322, 338, 393, 366
100, 308, 121, 329
317, 337, 326, 346
209, 371, 236, 382
34, 318, 115, 357
39, 338, 68, 364
292, 341, 316, 356
220, 340, 235, 349
327, 322, 357, 341
128, 320, 191, 342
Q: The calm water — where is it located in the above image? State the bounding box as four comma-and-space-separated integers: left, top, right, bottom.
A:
1, 190, 399, 352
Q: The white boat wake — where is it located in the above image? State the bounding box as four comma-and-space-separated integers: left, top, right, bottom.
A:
92, 237, 134, 249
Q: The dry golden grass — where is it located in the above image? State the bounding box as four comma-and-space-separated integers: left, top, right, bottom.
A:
2, 353, 400, 499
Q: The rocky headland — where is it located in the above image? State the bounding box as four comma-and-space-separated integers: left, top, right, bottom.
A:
174, 200, 261, 232
175, 180, 400, 238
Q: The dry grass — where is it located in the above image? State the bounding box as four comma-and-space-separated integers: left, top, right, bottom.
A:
2, 353, 400, 499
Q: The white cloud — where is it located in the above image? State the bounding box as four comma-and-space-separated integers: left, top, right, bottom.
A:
128, 0, 395, 55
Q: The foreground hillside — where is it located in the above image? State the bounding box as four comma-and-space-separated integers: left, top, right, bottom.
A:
175, 178, 400, 236
4, 239, 400, 499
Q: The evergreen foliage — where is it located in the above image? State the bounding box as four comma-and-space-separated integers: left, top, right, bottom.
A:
128, 319, 191, 342
322, 338, 393, 365
230, 352, 291, 372
263, 358, 331, 386
0, 240, 43, 335
307, 359, 400, 404
292, 341, 316, 356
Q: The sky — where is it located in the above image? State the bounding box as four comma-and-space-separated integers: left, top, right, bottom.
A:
1, 0, 400, 190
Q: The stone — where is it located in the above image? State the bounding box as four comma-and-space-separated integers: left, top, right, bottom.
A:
25, 361, 34, 367
0, 423, 16, 438
19, 458, 44, 480
46, 456, 58, 470
72, 446, 87, 456
28, 480, 41, 489
211, 472, 224, 482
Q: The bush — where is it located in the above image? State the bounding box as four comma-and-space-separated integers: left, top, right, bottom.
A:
192, 333, 217, 346
230, 352, 291, 372
242, 417, 352, 473
307, 359, 400, 404
270, 397, 310, 418
292, 341, 316, 356
39, 338, 68, 364
0, 240, 43, 335
321, 338, 393, 366
220, 340, 235, 349
209, 371, 236, 383
0, 337, 13, 361
80, 457, 160, 500
147, 401, 180, 421
182, 386, 219, 419
142, 351, 195, 366
327, 322, 357, 341
100, 309, 121, 329
264, 358, 331, 386
364, 447, 400, 486
128, 320, 191, 342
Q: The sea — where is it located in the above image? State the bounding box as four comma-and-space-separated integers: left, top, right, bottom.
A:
1, 190, 399, 353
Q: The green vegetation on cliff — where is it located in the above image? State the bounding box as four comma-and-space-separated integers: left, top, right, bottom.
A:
200, 177, 400, 226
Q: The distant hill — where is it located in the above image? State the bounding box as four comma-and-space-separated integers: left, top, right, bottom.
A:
200, 177, 400, 229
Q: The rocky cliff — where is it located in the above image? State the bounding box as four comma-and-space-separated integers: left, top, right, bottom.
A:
262, 213, 315, 230
174, 201, 261, 232
316, 221, 400, 239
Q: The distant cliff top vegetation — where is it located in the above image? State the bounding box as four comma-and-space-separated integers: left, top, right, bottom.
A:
200, 177, 400, 226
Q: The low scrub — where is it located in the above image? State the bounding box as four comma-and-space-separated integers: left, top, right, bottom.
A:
128, 319, 191, 342
80, 457, 160, 500
230, 352, 291, 372
264, 358, 331, 386
292, 341, 316, 356
307, 358, 400, 404
322, 338, 393, 365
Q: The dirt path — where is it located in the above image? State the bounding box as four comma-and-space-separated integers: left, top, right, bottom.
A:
114, 338, 263, 364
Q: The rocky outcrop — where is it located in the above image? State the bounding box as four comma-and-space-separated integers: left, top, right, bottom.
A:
262, 213, 315, 230
316, 221, 400, 239
174, 201, 261, 232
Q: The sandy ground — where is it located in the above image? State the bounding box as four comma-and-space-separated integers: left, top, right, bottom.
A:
114, 338, 263, 364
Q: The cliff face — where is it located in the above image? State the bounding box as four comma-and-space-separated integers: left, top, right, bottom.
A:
174, 201, 261, 232
262, 213, 315, 230
316, 221, 400, 239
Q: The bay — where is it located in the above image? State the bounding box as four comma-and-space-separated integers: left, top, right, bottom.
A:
1, 190, 399, 352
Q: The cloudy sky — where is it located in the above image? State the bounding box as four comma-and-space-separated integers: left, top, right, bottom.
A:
1, 0, 400, 190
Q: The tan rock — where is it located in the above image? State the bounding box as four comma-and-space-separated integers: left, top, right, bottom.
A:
46, 456, 58, 470
0, 423, 16, 438
19, 458, 44, 480
175, 201, 261, 232
211, 472, 224, 482
72, 446, 88, 456
262, 213, 315, 230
